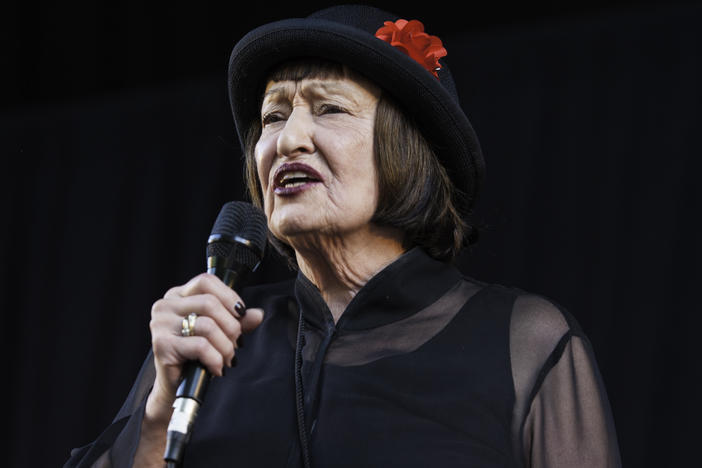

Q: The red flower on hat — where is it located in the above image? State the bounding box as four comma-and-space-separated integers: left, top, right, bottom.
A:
374, 19, 447, 79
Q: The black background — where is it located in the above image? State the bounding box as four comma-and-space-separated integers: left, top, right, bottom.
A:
2, 1, 701, 467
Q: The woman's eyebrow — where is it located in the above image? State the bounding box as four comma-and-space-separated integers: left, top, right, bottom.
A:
262, 80, 356, 106
301, 81, 362, 110
262, 86, 289, 102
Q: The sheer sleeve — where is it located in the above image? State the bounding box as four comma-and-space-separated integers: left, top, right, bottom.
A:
510, 294, 621, 468
64, 351, 155, 468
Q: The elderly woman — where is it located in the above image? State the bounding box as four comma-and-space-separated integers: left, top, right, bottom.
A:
65, 5, 621, 468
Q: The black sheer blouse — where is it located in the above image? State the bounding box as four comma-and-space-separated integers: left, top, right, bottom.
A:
65, 247, 621, 467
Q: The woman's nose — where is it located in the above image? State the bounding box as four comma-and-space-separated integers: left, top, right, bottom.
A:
277, 107, 315, 158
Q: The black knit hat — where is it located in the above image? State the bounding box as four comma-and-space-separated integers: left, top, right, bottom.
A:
227, 4, 485, 215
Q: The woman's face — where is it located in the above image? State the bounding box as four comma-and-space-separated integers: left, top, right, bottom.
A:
254, 74, 381, 246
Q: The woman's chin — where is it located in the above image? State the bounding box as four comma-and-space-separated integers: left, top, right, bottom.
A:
269, 213, 320, 242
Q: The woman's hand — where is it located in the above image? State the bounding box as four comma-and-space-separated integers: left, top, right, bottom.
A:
135, 273, 264, 466
146, 272, 264, 420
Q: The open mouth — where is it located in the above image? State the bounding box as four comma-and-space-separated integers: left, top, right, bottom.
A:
273, 162, 323, 194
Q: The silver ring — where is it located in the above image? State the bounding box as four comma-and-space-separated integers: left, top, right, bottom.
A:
181, 313, 197, 337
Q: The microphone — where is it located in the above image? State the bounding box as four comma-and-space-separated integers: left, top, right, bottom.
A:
163, 201, 268, 466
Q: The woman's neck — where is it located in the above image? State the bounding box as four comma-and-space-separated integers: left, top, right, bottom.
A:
291, 226, 404, 323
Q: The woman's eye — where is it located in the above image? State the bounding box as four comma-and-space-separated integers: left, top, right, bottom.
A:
318, 104, 346, 115
262, 112, 284, 126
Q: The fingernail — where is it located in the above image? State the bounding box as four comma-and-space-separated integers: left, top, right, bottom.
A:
234, 301, 247, 318
237, 335, 244, 348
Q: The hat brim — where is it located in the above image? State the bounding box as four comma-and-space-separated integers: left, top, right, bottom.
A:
227, 17, 485, 212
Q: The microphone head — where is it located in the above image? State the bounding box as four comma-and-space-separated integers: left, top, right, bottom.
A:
207, 201, 268, 271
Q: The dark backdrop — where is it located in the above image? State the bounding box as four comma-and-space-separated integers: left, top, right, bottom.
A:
2, 1, 700, 467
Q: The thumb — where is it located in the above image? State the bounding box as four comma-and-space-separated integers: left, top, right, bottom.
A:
239, 307, 264, 333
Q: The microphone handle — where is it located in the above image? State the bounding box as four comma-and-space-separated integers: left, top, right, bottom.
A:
163, 264, 246, 465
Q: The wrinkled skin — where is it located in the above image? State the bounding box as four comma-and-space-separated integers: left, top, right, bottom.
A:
255, 75, 404, 319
